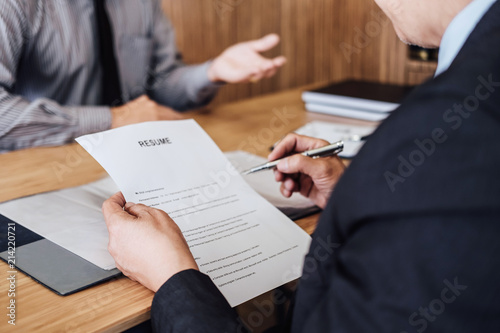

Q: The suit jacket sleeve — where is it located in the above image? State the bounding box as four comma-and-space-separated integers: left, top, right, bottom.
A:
146, 0, 221, 111
0, 0, 112, 151
291, 211, 500, 333
151, 269, 246, 333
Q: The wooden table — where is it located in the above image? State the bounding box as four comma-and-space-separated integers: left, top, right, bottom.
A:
0, 85, 374, 332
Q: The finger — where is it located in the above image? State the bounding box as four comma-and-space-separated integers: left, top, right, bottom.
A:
249, 72, 265, 83
280, 183, 292, 198
263, 67, 278, 79
248, 34, 280, 53
272, 56, 287, 67
125, 203, 154, 218
260, 59, 276, 72
268, 133, 329, 162
268, 134, 298, 161
276, 154, 327, 179
280, 176, 300, 197
247, 59, 273, 82
252, 58, 280, 80
284, 177, 298, 192
124, 201, 133, 209
248, 33, 280, 52
274, 169, 285, 182
109, 191, 126, 207
150, 208, 177, 225
298, 174, 314, 199
282, 172, 314, 199
102, 192, 132, 224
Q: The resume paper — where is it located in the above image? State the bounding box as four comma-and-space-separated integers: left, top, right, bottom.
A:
76, 120, 311, 306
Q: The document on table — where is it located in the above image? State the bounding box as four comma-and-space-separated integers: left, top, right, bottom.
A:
0, 177, 119, 270
0, 153, 313, 274
76, 120, 311, 306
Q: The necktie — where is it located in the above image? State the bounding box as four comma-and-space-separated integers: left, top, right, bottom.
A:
93, 0, 123, 106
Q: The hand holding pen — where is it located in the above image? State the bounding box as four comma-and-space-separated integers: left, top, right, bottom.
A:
243, 141, 344, 175
252, 134, 346, 209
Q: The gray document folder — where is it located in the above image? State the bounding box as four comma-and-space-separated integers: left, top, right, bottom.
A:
0, 214, 121, 296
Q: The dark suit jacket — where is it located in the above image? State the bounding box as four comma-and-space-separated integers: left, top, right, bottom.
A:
151, 2, 500, 332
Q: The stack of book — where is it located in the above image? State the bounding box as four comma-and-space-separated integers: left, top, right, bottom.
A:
302, 80, 414, 121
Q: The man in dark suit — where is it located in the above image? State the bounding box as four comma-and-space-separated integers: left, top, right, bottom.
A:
103, 0, 500, 331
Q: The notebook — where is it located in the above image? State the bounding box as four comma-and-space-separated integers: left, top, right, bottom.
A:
302, 80, 414, 120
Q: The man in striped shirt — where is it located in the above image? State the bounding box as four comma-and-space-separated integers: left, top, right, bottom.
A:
0, 0, 286, 152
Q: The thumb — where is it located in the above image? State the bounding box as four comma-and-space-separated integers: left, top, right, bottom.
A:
249, 34, 280, 52
102, 192, 134, 225
276, 154, 322, 179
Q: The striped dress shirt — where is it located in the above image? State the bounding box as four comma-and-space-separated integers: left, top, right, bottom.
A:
0, 0, 220, 152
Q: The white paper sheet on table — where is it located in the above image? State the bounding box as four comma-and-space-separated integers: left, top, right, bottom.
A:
0, 177, 119, 270
75, 120, 311, 307
294, 121, 377, 158
0, 152, 314, 274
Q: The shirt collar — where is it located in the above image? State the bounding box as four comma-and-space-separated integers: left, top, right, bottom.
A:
435, 0, 497, 76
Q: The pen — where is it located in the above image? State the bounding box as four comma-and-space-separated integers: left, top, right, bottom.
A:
269, 134, 371, 151
243, 141, 344, 175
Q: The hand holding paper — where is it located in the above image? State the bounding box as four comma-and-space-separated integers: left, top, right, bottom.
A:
103, 192, 198, 292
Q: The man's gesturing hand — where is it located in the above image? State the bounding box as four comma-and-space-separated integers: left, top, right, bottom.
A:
268, 134, 345, 209
102, 192, 198, 292
208, 34, 286, 83
110, 95, 183, 129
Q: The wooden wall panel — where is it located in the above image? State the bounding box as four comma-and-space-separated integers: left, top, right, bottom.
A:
161, 0, 436, 106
